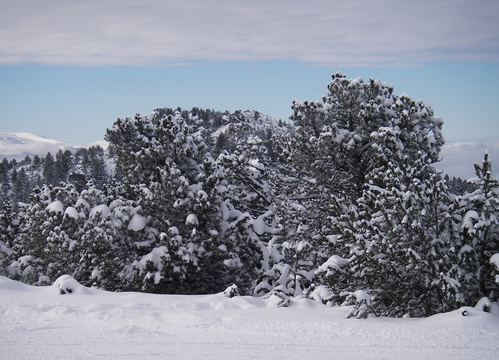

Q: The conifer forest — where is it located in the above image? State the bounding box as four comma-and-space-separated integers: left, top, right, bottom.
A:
1, 73, 498, 318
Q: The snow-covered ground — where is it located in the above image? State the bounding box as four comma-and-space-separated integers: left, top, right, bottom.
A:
1, 276, 498, 359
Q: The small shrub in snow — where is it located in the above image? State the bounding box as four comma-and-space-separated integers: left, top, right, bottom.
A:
223, 284, 240, 298
475, 297, 499, 316
264, 285, 292, 307
344, 290, 372, 319
52, 275, 91, 295
37, 275, 51, 286
304, 284, 335, 306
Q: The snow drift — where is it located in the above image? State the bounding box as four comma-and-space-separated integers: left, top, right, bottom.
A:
1, 275, 498, 359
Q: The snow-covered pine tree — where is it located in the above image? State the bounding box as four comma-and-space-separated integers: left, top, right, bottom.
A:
0, 159, 11, 205
40, 183, 82, 282
0, 201, 17, 277
73, 203, 114, 288
106, 110, 266, 294
42, 152, 56, 186
9, 185, 63, 284
176, 156, 228, 294
319, 156, 457, 317
457, 152, 499, 301
258, 197, 316, 297
219, 201, 264, 295
68, 184, 136, 291
254, 166, 327, 298
214, 116, 316, 297
54, 150, 72, 184
11, 168, 30, 204
306, 73, 447, 317
290, 73, 444, 201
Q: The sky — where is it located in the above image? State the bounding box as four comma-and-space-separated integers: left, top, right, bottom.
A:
0, 0, 498, 178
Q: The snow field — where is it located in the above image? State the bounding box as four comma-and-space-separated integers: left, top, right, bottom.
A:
1, 276, 499, 359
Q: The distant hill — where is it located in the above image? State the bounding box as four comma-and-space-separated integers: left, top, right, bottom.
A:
0, 132, 108, 160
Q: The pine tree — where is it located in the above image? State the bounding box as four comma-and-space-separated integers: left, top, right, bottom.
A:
303, 73, 447, 317
290, 73, 444, 201
73, 207, 113, 288
457, 152, 499, 301
10, 186, 55, 284
54, 149, 72, 184
0, 202, 17, 276
43, 152, 56, 186
0, 159, 11, 205
106, 110, 259, 294
12, 168, 30, 204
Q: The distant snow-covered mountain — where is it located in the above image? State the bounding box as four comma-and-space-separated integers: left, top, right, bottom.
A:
0, 132, 108, 160
1, 131, 497, 180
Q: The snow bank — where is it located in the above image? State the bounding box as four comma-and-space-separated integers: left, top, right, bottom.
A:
223, 284, 240, 298
307, 285, 333, 304
475, 297, 499, 316
0, 276, 33, 292
51, 275, 92, 295
2, 277, 499, 359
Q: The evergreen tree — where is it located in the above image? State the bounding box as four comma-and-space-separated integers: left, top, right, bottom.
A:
0, 159, 11, 204
0, 202, 17, 276
290, 72, 444, 201
73, 204, 114, 288
42, 152, 56, 186
106, 111, 260, 294
301, 74, 447, 317
457, 152, 499, 301
12, 168, 30, 204
54, 149, 72, 184
10, 186, 53, 284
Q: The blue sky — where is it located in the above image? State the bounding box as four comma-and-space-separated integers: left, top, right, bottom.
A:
1, 0, 498, 178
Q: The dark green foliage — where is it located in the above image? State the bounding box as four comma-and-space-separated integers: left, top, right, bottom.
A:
458, 152, 499, 300
0, 84, 497, 318
104, 109, 270, 294
0, 202, 17, 276
292, 73, 494, 317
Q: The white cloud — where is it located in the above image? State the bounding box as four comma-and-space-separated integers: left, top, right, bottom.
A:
436, 140, 499, 179
1, 0, 498, 66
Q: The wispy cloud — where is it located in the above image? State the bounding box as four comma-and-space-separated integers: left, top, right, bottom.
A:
1, 0, 498, 66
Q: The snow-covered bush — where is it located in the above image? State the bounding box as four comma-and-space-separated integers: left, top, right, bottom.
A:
303, 284, 335, 306
475, 297, 499, 316
344, 290, 372, 319
264, 285, 292, 307
223, 284, 240, 298
52, 275, 91, 295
